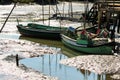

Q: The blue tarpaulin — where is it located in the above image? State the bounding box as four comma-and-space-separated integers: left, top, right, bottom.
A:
68, 26, 75, 33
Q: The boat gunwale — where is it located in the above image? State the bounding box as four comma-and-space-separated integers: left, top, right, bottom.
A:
61, 34, 114, 48
17, 25, 64, 34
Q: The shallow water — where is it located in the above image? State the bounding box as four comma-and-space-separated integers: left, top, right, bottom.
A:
20, 54, 112, 80
0, 33, 20, 39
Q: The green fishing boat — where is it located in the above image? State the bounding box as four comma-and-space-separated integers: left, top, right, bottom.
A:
61, 27, 114, 54
17, 23, 67, 40
61, 0, 118, 54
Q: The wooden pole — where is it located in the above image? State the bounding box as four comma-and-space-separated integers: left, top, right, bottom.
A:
62, 1, 65, 18
98, 4, 102, 29
48, 0, 51, 26
117, 13, 120, 33
0, 2, 17, 33
42, 0, 44, 24
68, 0, 70, 18
55, 0, 57, 19
71, 1, 73, 18
83, 0, 89, 29
16, 54, 19, 67
68, 1, 73, 19
54, 0, 61, 19
16, 18, 19, 25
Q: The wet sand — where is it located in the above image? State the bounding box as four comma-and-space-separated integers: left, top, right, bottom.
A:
0, 39, 61, 80
60, 55, 120, 80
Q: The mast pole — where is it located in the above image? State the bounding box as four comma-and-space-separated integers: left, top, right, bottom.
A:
62, 1, 65, 18
83, 0, 88, 29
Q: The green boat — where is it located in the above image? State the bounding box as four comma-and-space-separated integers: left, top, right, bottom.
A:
61, 27, 114, 54
16, 23, 67, 40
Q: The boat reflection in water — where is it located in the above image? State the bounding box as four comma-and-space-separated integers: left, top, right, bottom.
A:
19, 36, 80, 57
19, 36, 112, 80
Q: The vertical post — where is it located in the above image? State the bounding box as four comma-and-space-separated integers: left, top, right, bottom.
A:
62, 1, 65, 18
116, 44, 120, 54
68, 1, 70, 18
112, 18, 117, 53
48, 0, 51, 26
42, 0, 44, 24
98, 4, 102, 29
16, 18, 19, 25
55, 0, 57, 20
117, 13, 120, 33
16, 54, 19, 67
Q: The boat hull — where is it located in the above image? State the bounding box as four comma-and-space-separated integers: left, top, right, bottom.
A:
61, 34, 114, 54
17, 24, 66, 40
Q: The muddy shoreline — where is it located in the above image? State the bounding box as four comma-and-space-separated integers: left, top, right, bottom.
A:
0, 39, 61, 80
60, 55, 120, 80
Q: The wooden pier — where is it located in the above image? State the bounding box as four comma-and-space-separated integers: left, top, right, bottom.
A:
84, 0, 120, 54
86, 0, 120, 31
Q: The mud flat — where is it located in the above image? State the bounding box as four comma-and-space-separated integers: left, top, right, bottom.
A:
60, 55, 120, 80
0, 39, 61, 80
0, 57, 58, 80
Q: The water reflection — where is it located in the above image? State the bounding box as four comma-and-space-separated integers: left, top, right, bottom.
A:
20, 54, 108, 80
19, 36, 81, 57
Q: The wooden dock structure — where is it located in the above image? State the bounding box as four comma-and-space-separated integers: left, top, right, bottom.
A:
86, 0, 120, 32
84, 0, 120, 54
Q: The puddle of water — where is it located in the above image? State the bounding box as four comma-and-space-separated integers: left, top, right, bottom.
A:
20, 54, 107, 80
0, 33, 20, 39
